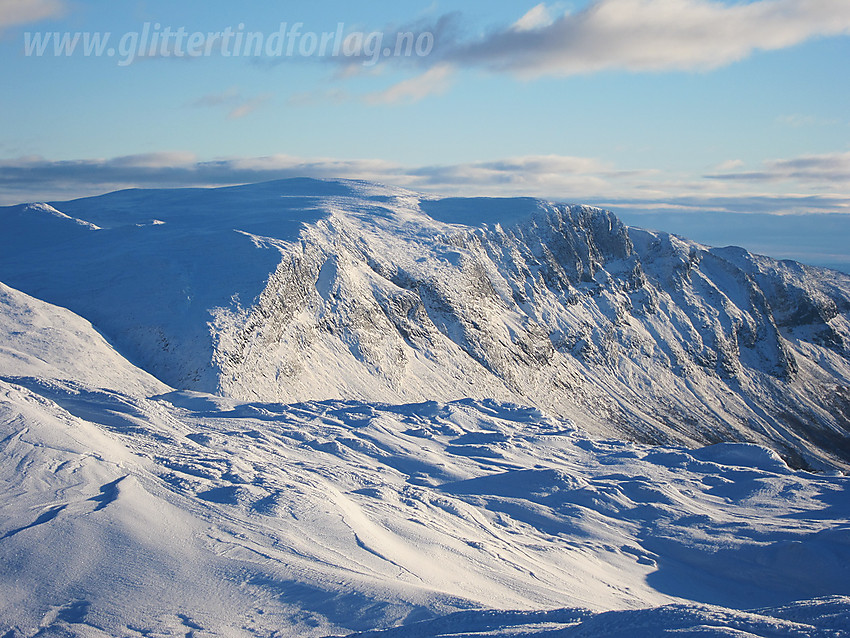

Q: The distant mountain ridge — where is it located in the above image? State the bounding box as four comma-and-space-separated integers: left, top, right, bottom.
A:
1, 178, 848, 470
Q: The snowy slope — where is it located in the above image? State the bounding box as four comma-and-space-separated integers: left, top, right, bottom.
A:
2, 374, 849, 636
2, 178, 847, 470
0, 281, 168, 396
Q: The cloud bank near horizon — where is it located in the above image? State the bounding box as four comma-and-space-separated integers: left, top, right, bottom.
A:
1, 151, 849, 215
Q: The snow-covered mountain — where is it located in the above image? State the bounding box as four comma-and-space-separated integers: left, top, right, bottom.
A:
1, 178, 850, 636
1, 325, 849, 636
1, 178, 848, 470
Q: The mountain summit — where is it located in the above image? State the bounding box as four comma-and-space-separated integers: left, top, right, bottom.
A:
1, 178, 848, 469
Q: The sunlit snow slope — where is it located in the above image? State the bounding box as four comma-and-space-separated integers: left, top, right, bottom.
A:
0, 281, 168, 396
1, 178, 848, 470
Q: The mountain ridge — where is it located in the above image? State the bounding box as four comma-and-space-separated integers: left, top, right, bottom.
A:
1, 177, 849, 470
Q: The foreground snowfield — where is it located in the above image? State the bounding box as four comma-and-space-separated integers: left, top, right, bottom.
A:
3, 373, 850, 636
1, 179, 849, 636
1, 359, 849, 634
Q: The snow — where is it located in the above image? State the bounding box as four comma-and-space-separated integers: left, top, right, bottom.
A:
1, 370, 848, 636
0, 281, 168, 396
1, 178, 849, 636
336, 598, 850, 637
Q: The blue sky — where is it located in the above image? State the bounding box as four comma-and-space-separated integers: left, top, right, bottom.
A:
1, 0, 849, 267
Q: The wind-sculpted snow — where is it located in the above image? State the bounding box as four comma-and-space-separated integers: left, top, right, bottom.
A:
1, 374, 849, 636
336, 599, 850, 637
1, 178, 849, 474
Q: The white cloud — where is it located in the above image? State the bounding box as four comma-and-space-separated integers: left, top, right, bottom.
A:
217, 154, 401, 177
0, 0, 64, 29
365, 64, 455, 104
446, 0, 850, 76
512, 3, 555, 32
709, 151, 850, 186
715, 159, 745, 172
108, 152, 199, 168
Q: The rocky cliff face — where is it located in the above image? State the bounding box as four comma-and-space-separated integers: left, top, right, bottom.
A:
1, 179, 849, 469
